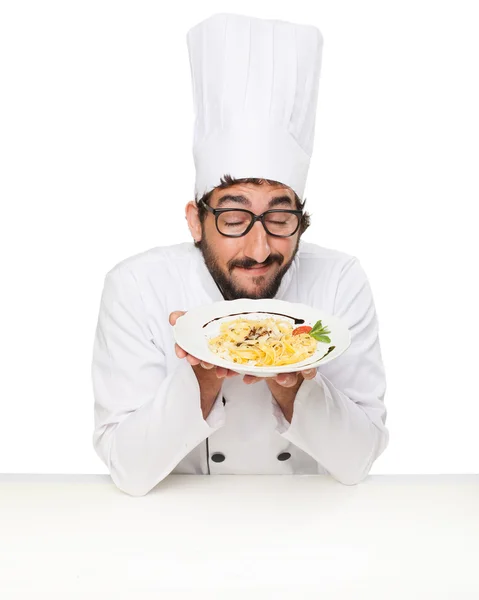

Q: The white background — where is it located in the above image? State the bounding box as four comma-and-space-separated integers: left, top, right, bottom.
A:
1, 0, 478, 475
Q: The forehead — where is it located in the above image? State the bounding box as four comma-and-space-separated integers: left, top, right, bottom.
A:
210, 182, 295, 204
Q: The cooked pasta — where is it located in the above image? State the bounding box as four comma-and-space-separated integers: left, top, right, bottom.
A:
207, 317, 318, 367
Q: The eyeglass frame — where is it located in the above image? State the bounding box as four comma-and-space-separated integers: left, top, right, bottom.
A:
198, 199, 303, 238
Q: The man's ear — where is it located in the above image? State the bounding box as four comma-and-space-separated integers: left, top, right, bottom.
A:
185, 201, 202, 243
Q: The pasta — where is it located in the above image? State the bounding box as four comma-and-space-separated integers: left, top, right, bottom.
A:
207, 317, 318, 367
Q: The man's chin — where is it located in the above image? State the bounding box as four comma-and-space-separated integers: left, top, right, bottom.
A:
232, 270, 274, 292
230, 289, 269, 300
228, 276, 277, 299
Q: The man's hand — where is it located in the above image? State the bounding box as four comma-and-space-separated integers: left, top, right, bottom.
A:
169, 311, 239, 419
242, 368, 317, 387
169, 311, 239, 379
242, 368, 317, 424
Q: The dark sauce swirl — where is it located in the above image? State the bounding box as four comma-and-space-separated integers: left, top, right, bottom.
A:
202, 310, 305, 328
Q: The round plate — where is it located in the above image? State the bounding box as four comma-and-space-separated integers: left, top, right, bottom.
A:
173, 298, 351, 377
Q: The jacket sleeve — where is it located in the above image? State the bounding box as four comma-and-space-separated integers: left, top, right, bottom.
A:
91, 265, 225, 496
272, 257, 389, 484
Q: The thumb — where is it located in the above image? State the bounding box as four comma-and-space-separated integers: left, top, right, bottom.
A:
169, 310, 186, 326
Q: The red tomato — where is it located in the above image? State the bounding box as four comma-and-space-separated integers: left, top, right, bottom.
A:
292, 325, 312, 336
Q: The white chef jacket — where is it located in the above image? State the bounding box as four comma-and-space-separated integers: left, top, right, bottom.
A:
91, 240, 388, 496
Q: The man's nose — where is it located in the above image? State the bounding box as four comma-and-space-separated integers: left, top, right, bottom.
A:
242, 221, 271, 264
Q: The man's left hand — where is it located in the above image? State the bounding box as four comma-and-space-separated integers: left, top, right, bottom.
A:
243, 368, 317, 423
243, 368, 317, 387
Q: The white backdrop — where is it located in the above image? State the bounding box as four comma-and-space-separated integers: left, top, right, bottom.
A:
1, 0, 477, 474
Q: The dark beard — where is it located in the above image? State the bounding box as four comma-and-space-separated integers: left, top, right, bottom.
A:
198, 236, 299, 300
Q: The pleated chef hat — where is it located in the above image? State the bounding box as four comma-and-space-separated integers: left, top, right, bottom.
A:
187, 13, 323, 200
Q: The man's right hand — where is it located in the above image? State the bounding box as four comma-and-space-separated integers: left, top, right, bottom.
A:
169, 311, 239, 379
169, 311, 239, 419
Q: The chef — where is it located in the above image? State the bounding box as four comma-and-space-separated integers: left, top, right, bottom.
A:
91, 13, 389, 496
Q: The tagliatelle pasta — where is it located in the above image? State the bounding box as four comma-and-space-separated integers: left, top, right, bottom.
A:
207, 317, 318, 367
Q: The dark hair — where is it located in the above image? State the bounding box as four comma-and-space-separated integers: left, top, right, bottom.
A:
194, 174, 311, 245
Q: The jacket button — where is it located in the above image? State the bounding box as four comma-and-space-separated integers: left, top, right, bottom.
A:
277, 452, 291, 461
211, 452, 226, 463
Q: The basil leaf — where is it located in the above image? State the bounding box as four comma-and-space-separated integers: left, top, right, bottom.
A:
309, 319, 331, 343
310, 319, 325, 333
310, 334, 331, 343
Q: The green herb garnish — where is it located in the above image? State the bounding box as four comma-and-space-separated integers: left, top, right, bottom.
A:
309, 319, 331, 343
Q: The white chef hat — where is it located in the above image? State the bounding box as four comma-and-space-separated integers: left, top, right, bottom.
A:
187, 13, 323, 201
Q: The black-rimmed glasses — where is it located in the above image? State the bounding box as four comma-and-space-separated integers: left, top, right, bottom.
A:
199, 199, 302, 238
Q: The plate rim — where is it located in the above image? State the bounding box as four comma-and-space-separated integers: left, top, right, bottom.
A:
173, 298, 351, 375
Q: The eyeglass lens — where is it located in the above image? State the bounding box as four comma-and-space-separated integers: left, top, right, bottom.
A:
216, 211, 299, 236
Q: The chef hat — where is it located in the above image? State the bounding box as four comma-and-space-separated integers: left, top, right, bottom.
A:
187, 13, 323, 201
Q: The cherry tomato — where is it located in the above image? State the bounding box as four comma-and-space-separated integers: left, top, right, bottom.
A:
292, 325, 313, 336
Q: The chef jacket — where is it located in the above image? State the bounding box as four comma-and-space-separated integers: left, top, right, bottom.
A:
91, 240, 389, 496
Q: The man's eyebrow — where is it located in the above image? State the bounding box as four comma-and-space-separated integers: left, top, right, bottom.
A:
216, 195, 251, 208
268, 195, 294, 208
215, 194, 294, 209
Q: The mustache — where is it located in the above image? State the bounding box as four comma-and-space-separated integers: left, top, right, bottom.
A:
228, 254, 283, 272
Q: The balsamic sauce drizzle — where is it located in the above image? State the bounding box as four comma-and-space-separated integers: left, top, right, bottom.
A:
202, 310, 305, 328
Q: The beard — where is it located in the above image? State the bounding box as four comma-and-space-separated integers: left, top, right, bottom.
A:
198, 235, 300, 300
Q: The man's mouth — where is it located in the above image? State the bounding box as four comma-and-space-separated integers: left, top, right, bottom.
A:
235, 264, 273, 276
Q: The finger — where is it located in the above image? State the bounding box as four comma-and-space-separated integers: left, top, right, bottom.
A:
243, 375, 263, 384
186, 354, 201, 366
215, 367, 228, 378
175, 343, 187, 359
301, 368, 317, 380
169, 310, 186, 326
226, 369, 240, 378
275, 373, 298, 387
200, 361, 214, 369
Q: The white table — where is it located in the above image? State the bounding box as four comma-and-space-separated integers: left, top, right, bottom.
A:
1, 474, 478, 599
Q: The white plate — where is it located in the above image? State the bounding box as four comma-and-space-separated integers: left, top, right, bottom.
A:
173, 298, 351, 377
